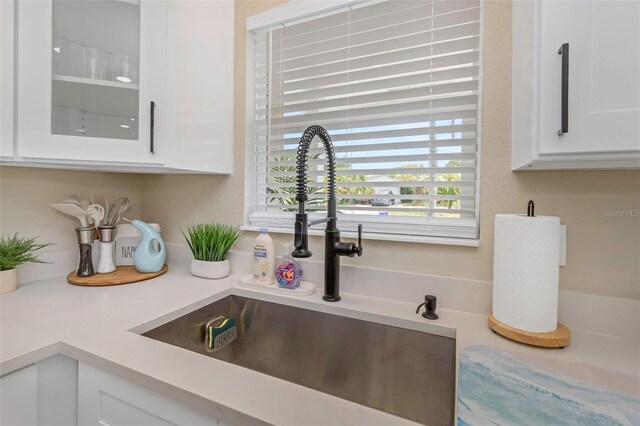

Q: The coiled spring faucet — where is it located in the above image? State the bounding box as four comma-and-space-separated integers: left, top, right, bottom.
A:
292, 125, 363, 302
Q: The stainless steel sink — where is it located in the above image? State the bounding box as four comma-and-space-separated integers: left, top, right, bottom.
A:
142, 296, 456, 425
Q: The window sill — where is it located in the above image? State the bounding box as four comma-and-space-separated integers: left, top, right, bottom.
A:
240, 225, 480, 247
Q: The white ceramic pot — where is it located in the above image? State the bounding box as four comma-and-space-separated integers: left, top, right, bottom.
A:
0, 268, 18, 294
191, 259, 230, 279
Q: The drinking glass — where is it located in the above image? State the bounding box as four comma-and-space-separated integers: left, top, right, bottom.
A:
83, 46, 106, 80
108, 53, 138, 84
52, 36, 83, 77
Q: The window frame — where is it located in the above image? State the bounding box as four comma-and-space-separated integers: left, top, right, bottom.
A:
244, 0, 484, 247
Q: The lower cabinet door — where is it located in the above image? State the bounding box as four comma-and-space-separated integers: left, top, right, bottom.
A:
0, 364, 38, 426
77, 362, 219, 426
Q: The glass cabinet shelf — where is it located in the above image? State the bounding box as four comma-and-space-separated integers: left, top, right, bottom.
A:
53, 74, 139, 90
52, 74, 139, 140
52, 74, 138, 117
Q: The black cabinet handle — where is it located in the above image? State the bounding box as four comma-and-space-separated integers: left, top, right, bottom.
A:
557, 43, 569, 136
150, 101, 155, 153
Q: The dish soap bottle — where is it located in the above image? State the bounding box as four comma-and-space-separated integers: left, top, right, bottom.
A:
275, 243, 303, 289
253, 226, 274, 285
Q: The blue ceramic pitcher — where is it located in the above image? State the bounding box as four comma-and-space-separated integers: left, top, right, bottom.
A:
132, 219, 166, 273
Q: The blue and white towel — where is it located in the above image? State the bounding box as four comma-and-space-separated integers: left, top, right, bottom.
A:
458, 345, 640, 426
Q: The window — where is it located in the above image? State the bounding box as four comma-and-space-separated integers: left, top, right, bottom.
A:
246, 0, 482, 244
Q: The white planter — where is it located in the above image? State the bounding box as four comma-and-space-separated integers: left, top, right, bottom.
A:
0, 268, 18, 294
191, 259, 230, 280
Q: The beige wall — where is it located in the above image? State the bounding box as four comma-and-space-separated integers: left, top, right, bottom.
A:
1, 1, 637, 299
0, 167, 143, 252
142, 0, 640, 300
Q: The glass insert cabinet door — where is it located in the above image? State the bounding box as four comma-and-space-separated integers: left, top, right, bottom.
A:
52, 0, 140, 140
16, 0, 165, 164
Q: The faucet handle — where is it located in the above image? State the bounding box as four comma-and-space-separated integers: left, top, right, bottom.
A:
294, 220, 303, 248
340, 224, 364, 258
292, 214, 312, 258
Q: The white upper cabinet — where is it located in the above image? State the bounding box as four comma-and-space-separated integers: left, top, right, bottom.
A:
162, 0, 234, 174
512, 0, 640, 170
5, 0, 234, 174
1, 0, 15, 160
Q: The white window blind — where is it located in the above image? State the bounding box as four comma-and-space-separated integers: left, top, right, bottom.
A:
247, 0, 482, 241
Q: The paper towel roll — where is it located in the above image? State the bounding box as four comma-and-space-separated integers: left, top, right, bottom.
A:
493, 214, 560, 333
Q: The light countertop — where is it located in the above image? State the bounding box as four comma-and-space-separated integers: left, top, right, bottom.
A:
1, 264, 638, 425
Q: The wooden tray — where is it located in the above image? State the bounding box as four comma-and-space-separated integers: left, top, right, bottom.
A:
67, 264, 168, 286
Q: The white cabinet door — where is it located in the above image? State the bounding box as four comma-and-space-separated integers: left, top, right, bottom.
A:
163, 0, 234, 174
0, 0, 14, 160
0, 364, 38, 426
537, 0, 640, 155
16, 0, 166, 165
512, 0, 640, 169
37, 354, 78, 426
78, 362, 219, 426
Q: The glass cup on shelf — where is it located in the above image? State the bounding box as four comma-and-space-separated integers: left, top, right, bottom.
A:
108, 53, 138, 84
82, 46, 106, 80
52, 36, 83, 77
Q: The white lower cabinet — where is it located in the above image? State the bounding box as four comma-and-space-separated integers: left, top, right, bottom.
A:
0, 354, 78, 426
78, 362, 221, 426
2, 357, 236, 426
0, 364, 38, 426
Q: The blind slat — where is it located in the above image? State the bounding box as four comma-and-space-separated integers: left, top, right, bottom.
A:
267, 194, 476, 202
257, 50, 480, 93
260, 152, 477, 168
260, 65, 479, 104
274, 0, 478, 43
252, 205, 477, 215
267, 94, 478, 124
272, 81, 479, 114
265, 123, 478, 148
271, 17, 480, 65
265, 137, 478, 156
257, 107, 478, 133
274, 37, 480, 81
266, 180, 477, 188
256, 166, 477, 177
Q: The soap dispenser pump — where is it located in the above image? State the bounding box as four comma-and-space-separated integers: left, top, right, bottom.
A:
127, 218, 166, 273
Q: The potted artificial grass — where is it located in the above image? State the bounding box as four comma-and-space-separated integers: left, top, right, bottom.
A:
0, 234, 53, 293
181, 224, 242, 279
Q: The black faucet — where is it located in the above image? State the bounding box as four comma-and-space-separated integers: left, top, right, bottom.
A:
292, 125, 363, 302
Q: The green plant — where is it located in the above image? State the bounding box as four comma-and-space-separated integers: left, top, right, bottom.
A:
267, 154, 324, 212
181, 224, 242, 262
0, 234, 53, 271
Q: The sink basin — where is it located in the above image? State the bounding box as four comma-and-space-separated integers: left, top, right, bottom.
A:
142, 295, 456, 425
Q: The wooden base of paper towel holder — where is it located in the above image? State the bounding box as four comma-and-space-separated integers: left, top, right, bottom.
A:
488, 313, 571, 348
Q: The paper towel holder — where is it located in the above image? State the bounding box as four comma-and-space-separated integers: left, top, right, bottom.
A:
488, 314, 571, 348
490, 202, 572, 349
